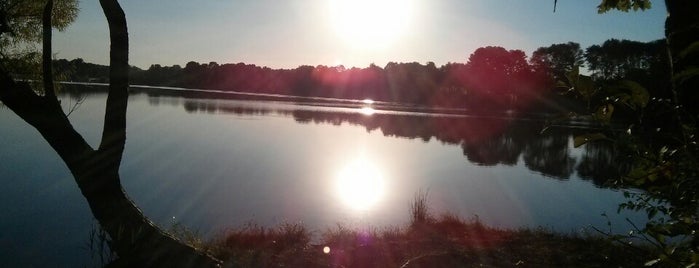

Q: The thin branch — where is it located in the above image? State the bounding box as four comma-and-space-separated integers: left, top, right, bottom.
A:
65, 94, 85, 117
400, 251, 450, 268
42, 0, 55, 99
625, 218, 663, 249
588, 225, 647, 252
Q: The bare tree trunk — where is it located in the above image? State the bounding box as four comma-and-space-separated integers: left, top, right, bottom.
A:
664, 0, 699, 115
662, 0, 699, 163
42, 0, 55, 99
0, 0, 221, 266
664, 0, 699, 250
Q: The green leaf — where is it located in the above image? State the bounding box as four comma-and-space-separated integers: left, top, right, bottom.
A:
554, 80, 569, 90
576, 75, 596, 99
574, 133, 607, 147
562, 66, 597, 100
672, 67, 699, 86
644, 258, 660, 266
678, 41, 699, 60
691, 252, 699, 264
648, 173, 658, 182
565, 66, 579, 84
593, 103, 615, 123
618, 80, 649, 108
598, 0, 652, 13
647, 207, 658, 219
627, 167, 647, 180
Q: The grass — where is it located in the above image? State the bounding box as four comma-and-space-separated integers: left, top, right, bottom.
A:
180, 195, 657, 267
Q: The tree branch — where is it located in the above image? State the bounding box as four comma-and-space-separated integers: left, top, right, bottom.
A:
3, 1, 222, 266
42, 0, 55, 99
97, 0, 128, 161
0, 64, 95, 168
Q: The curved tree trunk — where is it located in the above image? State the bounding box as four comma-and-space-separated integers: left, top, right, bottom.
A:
1, 0, 221, 266
664, 0, 699, 116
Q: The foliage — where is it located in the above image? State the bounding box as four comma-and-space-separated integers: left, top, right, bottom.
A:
208, 222, 315, 267
0, 0, 78, 91
562, 59, 699, 267
0, 0, 78, 47
597, 0, 652, 13
530, 42, 584, 82
462, 46, 539, 104
60, 52, 547, 111
559, 1, 699, 266
585, 39, 667, 82
59, 45, 555, 112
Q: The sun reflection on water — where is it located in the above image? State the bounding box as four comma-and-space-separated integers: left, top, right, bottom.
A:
359, 107, 375, 115
336, 158, 385, 210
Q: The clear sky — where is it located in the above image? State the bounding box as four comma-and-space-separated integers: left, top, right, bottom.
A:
53, 0, 667, 69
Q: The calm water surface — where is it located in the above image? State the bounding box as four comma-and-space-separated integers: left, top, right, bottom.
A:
0, 86, 644, 266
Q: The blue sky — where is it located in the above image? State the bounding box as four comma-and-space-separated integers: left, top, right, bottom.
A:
53, 0, 667, 69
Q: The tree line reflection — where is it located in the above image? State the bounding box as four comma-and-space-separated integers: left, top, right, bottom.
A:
176, 96, 629, 188
55, 85, 628, 188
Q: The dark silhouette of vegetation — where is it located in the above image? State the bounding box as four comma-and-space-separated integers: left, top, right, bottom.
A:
410, 189, 431, 225
530, 42, 584, 84
0, 0, 77, 84
199, 194, 651, 267
556, 0, 699, 265
54, 36, 669, 119
596, 0, 651, 13
0, 0, 220, 266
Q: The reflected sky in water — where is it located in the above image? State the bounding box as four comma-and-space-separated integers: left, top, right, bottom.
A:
0, 88, 646, 266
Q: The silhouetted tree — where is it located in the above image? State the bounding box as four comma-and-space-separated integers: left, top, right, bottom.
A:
463, 46, 533, 108
530, 42, 584, 82
585, 39, 665, 80
0, 1, 220, 266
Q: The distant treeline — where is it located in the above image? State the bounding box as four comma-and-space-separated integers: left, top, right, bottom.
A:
54, 38, 668, 113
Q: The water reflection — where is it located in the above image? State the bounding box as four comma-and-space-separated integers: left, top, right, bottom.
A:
172, 96, 629, 188
336, 157, 385, 210
359, 107, 376, 116
1, 87, 644, 267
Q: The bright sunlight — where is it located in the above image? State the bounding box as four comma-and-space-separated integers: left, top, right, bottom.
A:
328, 0, 415, 49
336, 158, 385, 210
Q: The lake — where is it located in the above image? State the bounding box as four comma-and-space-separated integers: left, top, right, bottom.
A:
0, 85, 644, 267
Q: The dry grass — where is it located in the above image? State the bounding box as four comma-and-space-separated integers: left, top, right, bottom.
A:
203, 195, 653, 267
409, 189, 430, 226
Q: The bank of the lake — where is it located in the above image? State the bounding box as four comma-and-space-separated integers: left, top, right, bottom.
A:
169, 198, 653, 268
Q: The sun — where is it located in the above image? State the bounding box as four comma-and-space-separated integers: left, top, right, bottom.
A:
328, 0, 415, 49
336, 158, 385, 210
